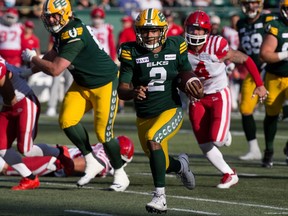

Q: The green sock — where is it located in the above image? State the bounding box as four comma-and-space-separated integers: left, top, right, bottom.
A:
150, 149, 166, 188
63, 124, 92, 155
103, 138, 123, 169
264, 115, 278, 151
242, 114, 256, 141
166, 156, 181, 174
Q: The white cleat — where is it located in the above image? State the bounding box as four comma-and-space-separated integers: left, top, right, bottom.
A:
224, 131, 232, 147
177, 153, 195, 190
239, 151, 262, 161
77, 158, 104, 187
146, 192, 167, 214
109, 166, 129, 192
217, 169, 239, 189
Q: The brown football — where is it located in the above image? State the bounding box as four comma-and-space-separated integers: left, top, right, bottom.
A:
176, 72, 198, 93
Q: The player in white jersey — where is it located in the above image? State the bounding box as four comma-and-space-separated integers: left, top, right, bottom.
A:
0, 136, 134, 178
0, 56, 74, 190
0, 8, 23, 67
89, 7, 117, 62
184, 10, 268, 189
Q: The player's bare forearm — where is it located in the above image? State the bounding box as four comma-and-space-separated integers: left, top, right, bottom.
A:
31, 49, 58, 74
31, 54, 69, 77
227, 50, 248, 64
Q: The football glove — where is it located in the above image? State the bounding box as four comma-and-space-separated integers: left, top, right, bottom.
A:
22, 48, 37, 62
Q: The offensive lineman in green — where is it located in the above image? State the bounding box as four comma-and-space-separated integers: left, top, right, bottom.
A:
21, 0, 129, 191
260, 0, 288, 167
118, 8, 196, 214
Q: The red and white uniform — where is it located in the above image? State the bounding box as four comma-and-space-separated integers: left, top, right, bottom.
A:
68, 143, 111, 176
0, 22, 23, 67
0, 62, 40, 153
90, 24, 117, 61
4, 143, 112, 177
187, 35, 231, 145
221, 26, 239, 51
167, 23, 184, 37
118, 27, 136, 46
21, 33, 40, 52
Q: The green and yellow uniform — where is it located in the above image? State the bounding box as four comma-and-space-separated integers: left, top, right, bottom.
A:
264, 17, 288, 115
119, 36, 191, 168
237, 14, 276, 114
52, 17, 122, 167
262, 16, 288, 160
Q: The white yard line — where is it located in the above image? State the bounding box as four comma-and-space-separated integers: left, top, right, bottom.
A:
42, 182, 288, 215
65, 210, 115, 216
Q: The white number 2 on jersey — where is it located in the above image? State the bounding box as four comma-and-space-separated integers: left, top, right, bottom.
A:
148, 67, 166, 92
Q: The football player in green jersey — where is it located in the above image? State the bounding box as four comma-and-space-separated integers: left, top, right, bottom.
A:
259, 0, 288, 168
118, 8, 197, 214
237, 0, 275, 161
21, 0, 129, 191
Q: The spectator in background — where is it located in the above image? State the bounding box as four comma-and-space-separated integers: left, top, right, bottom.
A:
76, 0, 95, 10
4, 0, 15, 7
192, 0, 211, 7
117, 15, 136, 114
31, 0, 45, 18
98, 0, 112, 10
222, 13, 240, 50
163, 9, 184, 37
161, 0, 184, 7
210, 15, 221, 35
21, 20, 40, 56
0, 7, 23, 67
118, 16, 136, 47
137, 0, 163, 10
89, 7, 117, 62
15, 0, 44, 18
0, 0, 5, 16
263, 0, 278, 9
117, 0, 141, 18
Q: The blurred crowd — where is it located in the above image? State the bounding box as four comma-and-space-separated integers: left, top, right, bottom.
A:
0, 0, 279, 19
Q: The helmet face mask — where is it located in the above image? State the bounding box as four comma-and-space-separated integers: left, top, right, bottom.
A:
280, 0, 288, 23
184, 10, 211, 46
240, 0, 264, 19
41, 0, 72, 33
2, 8, 18, 26
135, 8, 168, 51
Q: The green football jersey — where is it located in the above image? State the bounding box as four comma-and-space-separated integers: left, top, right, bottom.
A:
52, 18, 118, 88
118, 36, 192, 118
265, 17, 288, 77
237, 14, 276, 71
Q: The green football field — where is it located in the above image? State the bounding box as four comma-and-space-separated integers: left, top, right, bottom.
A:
1, 109, 288, 216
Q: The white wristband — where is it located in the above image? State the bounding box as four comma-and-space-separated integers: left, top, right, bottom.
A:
277, 51, 288, 61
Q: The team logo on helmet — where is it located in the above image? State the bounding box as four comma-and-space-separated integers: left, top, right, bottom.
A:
135, 8, 168, 51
